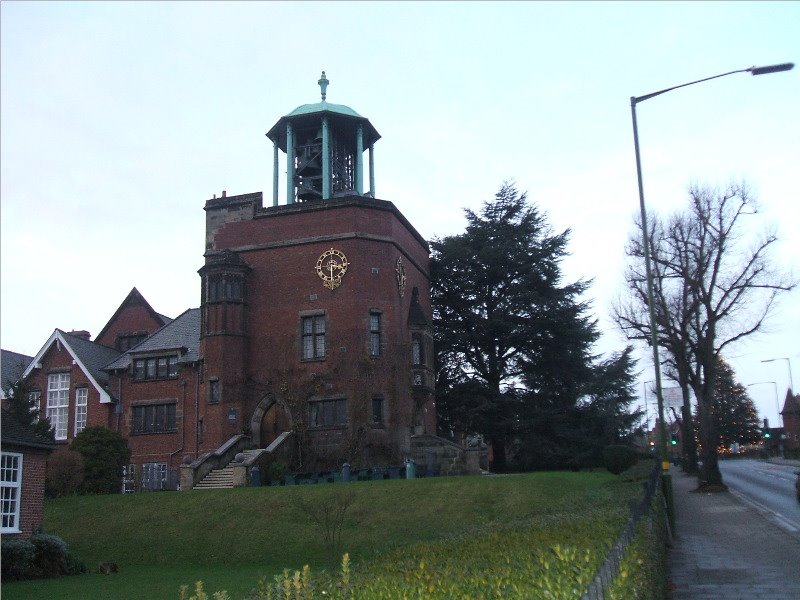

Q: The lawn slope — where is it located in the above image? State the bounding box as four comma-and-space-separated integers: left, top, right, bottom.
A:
5, 471, 642, 599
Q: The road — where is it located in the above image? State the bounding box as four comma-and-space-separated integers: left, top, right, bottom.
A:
719, 458, 800, 536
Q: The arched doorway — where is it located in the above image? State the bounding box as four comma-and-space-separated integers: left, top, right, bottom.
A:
250, 393, 292, 448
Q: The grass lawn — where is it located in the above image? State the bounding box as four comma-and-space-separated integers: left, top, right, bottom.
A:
2, 565, 269, 600
3, 470, 643, 599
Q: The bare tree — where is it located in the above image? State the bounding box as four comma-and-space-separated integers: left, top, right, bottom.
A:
616, 211, 701, 474
298, 488, 357, 567
615, 183, 795, 487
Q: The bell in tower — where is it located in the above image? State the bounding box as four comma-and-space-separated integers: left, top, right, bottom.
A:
266, 72, 381, 205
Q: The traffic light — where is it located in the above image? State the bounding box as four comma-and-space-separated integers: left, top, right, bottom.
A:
670, 433, 679, 446
763, 418, 771, 439
764, 430, 771, 439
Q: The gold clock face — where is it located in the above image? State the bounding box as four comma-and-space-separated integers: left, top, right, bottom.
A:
395, 256, 407, 298
315, 248, 349, 290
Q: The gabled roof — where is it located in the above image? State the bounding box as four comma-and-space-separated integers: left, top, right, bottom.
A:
1, 409, 56, 451
22, 330, 121, 404
0, 349, 34, 399
781, 389, 800, 415
104, 308, 201, 371
94, 287, 172, 344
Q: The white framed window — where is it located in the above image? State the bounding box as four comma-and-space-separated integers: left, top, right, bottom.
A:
122, 464, 136, 494
1, 452, 23, 533
141, 462, 168, 491
47, 373, 70, 440
75, 388, 88, 435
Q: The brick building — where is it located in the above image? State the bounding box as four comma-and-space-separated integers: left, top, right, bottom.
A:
1, 409, 56, 537
781, 389, 800, 453
12, 74, 478, 491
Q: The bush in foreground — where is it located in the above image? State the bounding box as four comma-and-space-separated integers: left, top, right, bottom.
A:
1, 533, 86, 582
604, 445, 638, 475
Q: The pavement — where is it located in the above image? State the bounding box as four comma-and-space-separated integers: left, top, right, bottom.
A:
667, 464, 800, 599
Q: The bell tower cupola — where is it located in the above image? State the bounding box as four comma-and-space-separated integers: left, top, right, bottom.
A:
266, 72, 381, 205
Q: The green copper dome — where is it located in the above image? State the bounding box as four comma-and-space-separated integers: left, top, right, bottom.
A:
286, 102, 363, 119
266, 72, 380, 152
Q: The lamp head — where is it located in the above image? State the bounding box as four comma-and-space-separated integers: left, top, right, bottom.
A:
749, 63, 794, 76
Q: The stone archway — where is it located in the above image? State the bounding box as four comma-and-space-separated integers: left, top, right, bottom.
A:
250, 393, 293, 448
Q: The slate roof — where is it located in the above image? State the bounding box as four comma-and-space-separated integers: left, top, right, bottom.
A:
104, 308, 200, 371
1, 408, 56, 451
0, 349, 34, 398
58, 331, 122, 387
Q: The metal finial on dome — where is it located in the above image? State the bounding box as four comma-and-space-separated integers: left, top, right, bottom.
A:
318, 71, 329, 101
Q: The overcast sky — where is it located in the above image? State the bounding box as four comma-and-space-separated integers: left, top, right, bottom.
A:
2, 1, 798, 428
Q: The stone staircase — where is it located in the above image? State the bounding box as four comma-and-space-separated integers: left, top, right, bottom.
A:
193, 449, 261, 490
410, 433, 485, 476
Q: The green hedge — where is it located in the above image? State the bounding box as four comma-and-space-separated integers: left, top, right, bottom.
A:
177, 486, 671, 599
182, 510, 629, 599
606, 481, 668, 599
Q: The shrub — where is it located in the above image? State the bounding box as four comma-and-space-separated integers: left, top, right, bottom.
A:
179, 580, 231, 600
603, 445, 638, 475
71, 426, 131, 494
619, 459, 656, 482
1, 533, 84, 581
66, 550, 88, 576
1, 538, 36, 582
267, 460, 288, 483
46, 449, 85, 497
29, 533, 69, 578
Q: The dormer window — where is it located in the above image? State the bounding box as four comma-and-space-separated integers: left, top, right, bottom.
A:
133, 356, 179, 381
117, 333, 148, 352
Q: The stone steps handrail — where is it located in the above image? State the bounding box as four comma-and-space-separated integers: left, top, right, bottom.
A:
180, 434, 254, 490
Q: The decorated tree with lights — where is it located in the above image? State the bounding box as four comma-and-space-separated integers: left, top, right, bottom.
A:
710, 358, 762, 448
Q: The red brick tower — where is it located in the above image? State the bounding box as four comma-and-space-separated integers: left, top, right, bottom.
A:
199, 74, 436, 469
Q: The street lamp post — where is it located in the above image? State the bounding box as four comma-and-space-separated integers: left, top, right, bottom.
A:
761, 357, 794, 396
630, 61, 794, 531
643, 380, 655, 431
